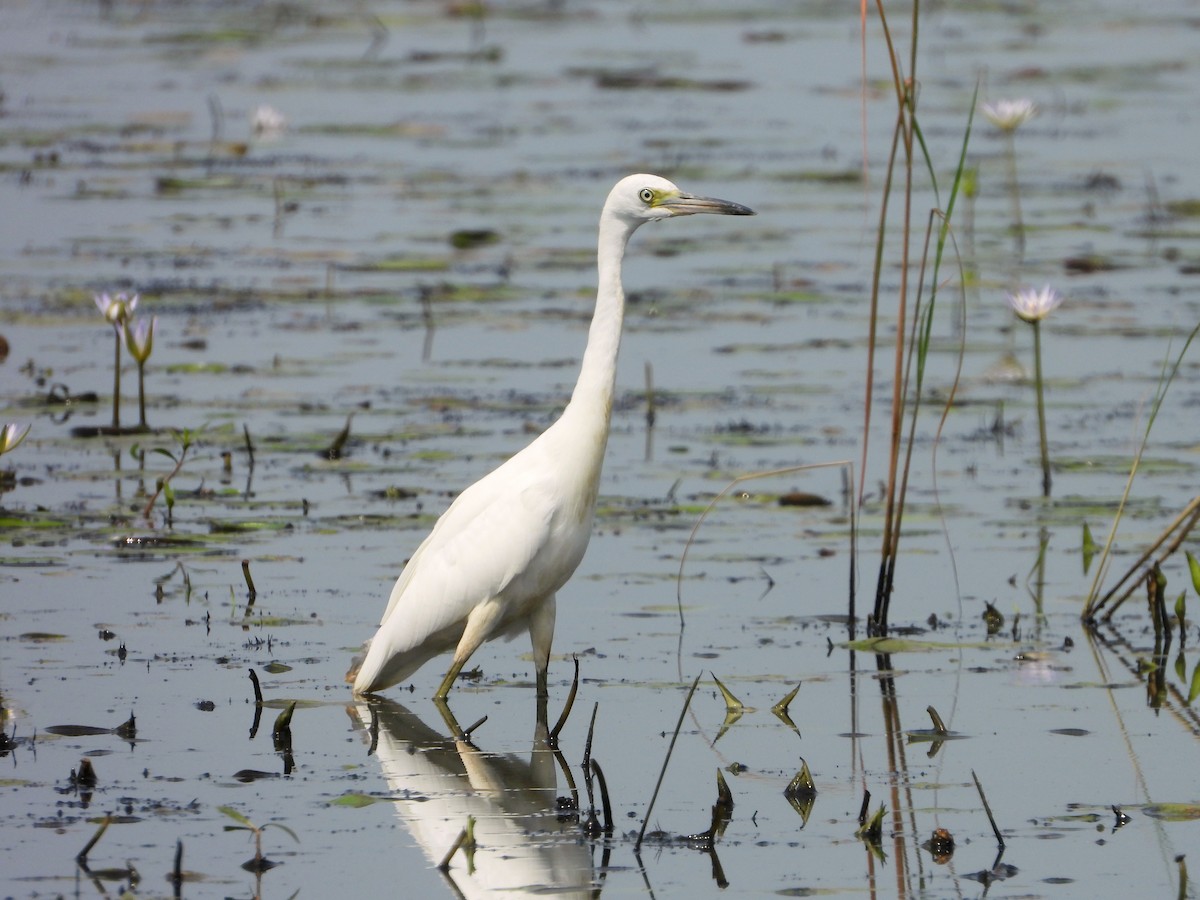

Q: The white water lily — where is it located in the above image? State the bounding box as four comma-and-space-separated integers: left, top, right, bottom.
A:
0, 422, 31, 456
1006, 285, 1064, 323
252, 104, 288, 138
94, 291, 139, 325
1005, 285, 1064, 497
981, 98, 1037, 132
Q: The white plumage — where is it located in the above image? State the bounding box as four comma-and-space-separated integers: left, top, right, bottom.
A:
349, 174, 754, 698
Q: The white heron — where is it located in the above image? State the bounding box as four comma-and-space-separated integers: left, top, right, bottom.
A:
349, 173, 754, 699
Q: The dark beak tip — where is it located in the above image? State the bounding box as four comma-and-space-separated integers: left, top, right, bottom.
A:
720, 200, 755, 216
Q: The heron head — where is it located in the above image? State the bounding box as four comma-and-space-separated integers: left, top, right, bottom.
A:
606, 174, 755, 225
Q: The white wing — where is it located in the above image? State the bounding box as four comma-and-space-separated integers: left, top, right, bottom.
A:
379, 460, 561, 637
352, 430, 593, 692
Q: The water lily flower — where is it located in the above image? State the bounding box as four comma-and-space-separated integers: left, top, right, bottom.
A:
94, 291, 140, 430
0, 422, 30, 456
1005, 285, 1064, 323
122, 315, 158, 430
252, 104, 288, 138
981, 98, 1037, 132
94, 291, 139, 325
1005, 285, 1064, 497
123, 315, 157, 364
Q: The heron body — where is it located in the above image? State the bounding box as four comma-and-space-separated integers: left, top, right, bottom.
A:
350, 174, 754, 698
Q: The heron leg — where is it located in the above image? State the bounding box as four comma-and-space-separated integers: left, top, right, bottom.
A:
434, 659, 466, 701
435, 600, 504, 700
528, 595, 557, 700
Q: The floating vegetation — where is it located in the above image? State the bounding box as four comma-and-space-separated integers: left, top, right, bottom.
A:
581, 68, 752, 92
449, 229, 501, 250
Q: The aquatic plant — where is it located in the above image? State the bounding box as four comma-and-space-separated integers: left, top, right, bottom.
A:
93, 292, 138, 430
219, 805, 299, 872
859, 0, 975, 632
980, 98, 1037, 132
1083, 320, 1200, 618
122, 315, 156, 430
138, 427, 199, 524
981, 98, 1036, 259
0, 423, 30, 496
251, 104, 287, 139
0, 422, 30, 457
1006, 285, 1064, 497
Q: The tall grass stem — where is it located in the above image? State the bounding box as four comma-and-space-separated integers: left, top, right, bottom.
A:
1032, 320, 1051, 497
111, 326, 122, 429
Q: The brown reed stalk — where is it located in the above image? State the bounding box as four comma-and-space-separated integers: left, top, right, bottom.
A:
864, 0, 974, 631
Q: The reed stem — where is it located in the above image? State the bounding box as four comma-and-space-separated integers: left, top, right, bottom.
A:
1032, 320, 1051, 497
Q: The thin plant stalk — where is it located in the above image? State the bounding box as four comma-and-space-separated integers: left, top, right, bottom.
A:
96, 292, 138, 429
143, 449, 189, 519
1006, 287, 1063, 495
980, 99, 1035, 262
110, 324, 122, 430
865, 0, 973, 628
1032, 319, 1051, 497
636, 672, 702, 850
124, 315, 156, 431
880, 108, 974, 615
925, 111, 978, 613
881, 215, 935, 615
1102, 496, 1200, 616
857, 0, 906, 511
867, 0, 926, 629
857, 104, 902, 511
1004, 130, 1025, 261
141, 428, 197, 521
136, 360, 148, 429
864, 74, 912, 630
1084, 319, 1200, 617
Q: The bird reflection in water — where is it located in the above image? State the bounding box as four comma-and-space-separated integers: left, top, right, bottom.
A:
349, 699, 604, 898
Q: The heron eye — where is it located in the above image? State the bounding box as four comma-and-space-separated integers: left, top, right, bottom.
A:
639, 188, 655, 204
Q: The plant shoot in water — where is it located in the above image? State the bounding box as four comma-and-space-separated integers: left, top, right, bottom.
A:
93, 292, 138, 430
137, 427, 199, 523
218, 805, 299, 872
122, 315, 157, 430
0, 422, 30, 457
0, 423, 31, 496
1006, 285, 1063, 497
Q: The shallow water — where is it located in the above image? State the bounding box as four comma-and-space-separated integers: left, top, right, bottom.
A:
2, 0, 1200, 897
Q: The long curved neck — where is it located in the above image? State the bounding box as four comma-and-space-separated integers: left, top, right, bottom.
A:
567, 211, 634, 421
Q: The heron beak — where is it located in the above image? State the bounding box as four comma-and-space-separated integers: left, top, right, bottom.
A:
657, 192, 756, 217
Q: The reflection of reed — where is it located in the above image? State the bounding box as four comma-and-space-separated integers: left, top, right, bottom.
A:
1086, 619, 1200, 737
349, 700, 596, 899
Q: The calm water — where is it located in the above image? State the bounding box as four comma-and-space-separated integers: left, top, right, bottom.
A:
2, 1, 1199, 897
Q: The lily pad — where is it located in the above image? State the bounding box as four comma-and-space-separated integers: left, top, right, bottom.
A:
330, 793, 380, 808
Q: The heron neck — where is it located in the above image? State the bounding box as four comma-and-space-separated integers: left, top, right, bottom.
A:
567, 213, 633, 420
